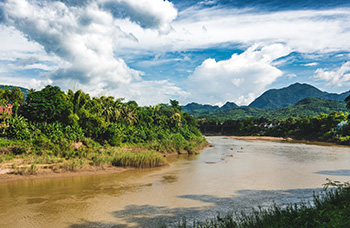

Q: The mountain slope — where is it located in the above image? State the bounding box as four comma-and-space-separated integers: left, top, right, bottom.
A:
248, 83, 349, 109
219, 101, 239, 111
267, 97, 348, 119
181, 102, 219, 114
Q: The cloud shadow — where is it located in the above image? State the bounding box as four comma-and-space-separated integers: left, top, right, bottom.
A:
67, 187, 323, 228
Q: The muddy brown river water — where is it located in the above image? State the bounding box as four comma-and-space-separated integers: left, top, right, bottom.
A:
1, 136, 350, 227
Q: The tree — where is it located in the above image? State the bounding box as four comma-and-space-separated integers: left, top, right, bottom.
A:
22, 85, 70, 123
0, 86, 25, 106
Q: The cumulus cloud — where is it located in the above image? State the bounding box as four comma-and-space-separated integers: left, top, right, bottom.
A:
0, 25, 47, 61
29, 78, 54, 90
100, 0, 177, 34
3, 0, 143, 88
313, 61, 350, 87
187, 44, 291, 105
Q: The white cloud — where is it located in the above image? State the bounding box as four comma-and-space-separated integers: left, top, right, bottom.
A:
3, 0, 143, 88
286, 73, 297, 79
304, 62, 318, 67
313, 61, 350, 87
187, 44, 291, 105
116, 6, 350, 54
29, 79, 53, 90
0, 25, 50, 61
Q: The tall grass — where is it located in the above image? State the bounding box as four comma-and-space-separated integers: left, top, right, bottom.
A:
111, 150, 165, 168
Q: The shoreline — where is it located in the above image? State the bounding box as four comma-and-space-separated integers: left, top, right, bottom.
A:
229, 135, 350, 147
0, 143, 209, 185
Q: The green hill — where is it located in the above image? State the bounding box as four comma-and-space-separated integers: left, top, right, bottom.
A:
219, 101, 239, 111
266, 97, 348, 119
248, 83, 349, 109
182, 102, 220, 114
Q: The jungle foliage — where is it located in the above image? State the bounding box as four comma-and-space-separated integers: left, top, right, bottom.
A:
199, 111, 350, 144
0, 85, 207, 170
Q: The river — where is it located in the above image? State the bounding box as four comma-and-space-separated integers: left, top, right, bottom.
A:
1, 136, 350, 227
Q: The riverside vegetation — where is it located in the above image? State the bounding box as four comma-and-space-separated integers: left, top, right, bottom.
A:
0, 85, 207, 175
199, 111, 350, 145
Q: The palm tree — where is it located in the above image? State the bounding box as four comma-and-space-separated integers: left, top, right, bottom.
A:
121, 105, 138, 126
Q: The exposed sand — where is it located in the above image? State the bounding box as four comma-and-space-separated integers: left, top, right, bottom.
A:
230, 136, 292, 141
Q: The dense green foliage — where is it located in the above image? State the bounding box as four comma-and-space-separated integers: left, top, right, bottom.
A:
199, 111, 350, 144
173, 180, 350, 228
22, 85, 71, 123
0, 85, 207, 171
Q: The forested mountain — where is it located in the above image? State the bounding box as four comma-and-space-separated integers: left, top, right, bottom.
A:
248, 83, 350, 109
188, 97, 348, 120
181, 101, 240, 115
181, 102, 220, 114
182, 83, 349, 119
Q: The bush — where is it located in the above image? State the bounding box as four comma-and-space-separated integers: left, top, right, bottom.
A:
6, 116, 31, 140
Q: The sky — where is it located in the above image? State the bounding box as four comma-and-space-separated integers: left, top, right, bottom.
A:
1, 0, 350, 106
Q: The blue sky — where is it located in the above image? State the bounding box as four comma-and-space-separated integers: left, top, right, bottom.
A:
0, 0, 350, 106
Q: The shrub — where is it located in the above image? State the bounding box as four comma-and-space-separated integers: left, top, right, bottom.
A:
6, 116, 31, 140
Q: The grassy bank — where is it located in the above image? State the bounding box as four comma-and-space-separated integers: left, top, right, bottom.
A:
172, 180, 350, 228
0, 136, 208, 175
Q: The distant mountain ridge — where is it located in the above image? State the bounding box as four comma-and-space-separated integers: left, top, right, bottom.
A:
182, 83, 350, 119
182, 101, 239, 114
248, 83, 350, 109
190, 97, 348, 120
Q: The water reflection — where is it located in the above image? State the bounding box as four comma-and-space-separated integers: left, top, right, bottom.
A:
68, 188, 323, 228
